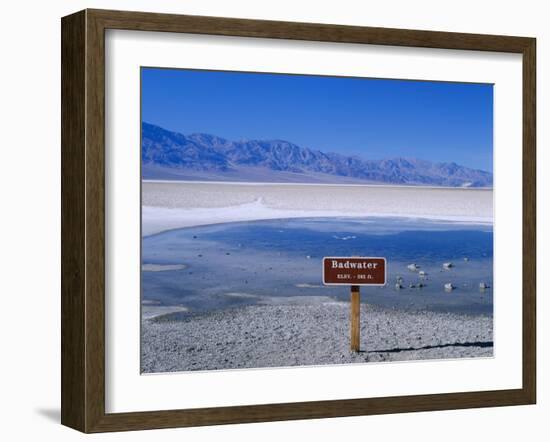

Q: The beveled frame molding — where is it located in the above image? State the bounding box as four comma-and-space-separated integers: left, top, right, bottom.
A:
61, 9, 536, 433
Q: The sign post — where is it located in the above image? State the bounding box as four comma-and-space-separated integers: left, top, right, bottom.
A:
350, 285, 361, 352
322, 257, 386, 352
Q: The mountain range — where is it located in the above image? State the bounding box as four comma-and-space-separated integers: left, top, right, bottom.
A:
141, 122, 493, 187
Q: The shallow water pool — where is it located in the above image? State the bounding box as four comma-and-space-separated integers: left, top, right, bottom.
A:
142, 217, 493, 315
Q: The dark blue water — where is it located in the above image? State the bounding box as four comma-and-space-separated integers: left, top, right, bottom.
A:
142, 217, 493, 315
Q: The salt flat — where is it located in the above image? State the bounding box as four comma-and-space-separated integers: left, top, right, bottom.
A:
142, 180, 493, 236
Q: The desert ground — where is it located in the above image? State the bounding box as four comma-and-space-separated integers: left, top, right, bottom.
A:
142, 301, 493, 372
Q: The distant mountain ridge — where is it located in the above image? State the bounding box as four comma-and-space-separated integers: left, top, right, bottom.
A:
141, 122, 493, 187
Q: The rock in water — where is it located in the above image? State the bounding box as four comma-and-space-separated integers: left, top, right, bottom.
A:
444, 282, 455, 291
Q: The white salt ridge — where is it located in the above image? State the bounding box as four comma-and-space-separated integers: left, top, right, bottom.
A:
141, 182, 493, 236
142, 197, 493, 236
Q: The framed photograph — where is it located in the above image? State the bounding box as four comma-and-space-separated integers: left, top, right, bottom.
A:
61, 9, 536, 433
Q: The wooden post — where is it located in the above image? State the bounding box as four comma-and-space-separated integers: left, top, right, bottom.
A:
350, 285, 360, 352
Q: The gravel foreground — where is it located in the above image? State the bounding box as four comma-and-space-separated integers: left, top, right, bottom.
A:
141, 303, 493, 373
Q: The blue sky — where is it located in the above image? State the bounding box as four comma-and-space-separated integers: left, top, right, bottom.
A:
141, 67, 493, 172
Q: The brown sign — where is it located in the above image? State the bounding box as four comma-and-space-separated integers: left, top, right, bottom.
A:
323, 257, 386, 286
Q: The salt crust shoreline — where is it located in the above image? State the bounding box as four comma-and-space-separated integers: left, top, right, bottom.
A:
142, 181, 493, 236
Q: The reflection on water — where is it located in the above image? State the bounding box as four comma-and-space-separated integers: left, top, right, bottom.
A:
141, 217, 493, 315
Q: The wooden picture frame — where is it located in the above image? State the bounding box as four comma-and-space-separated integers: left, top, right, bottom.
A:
61, 9, 536, 433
